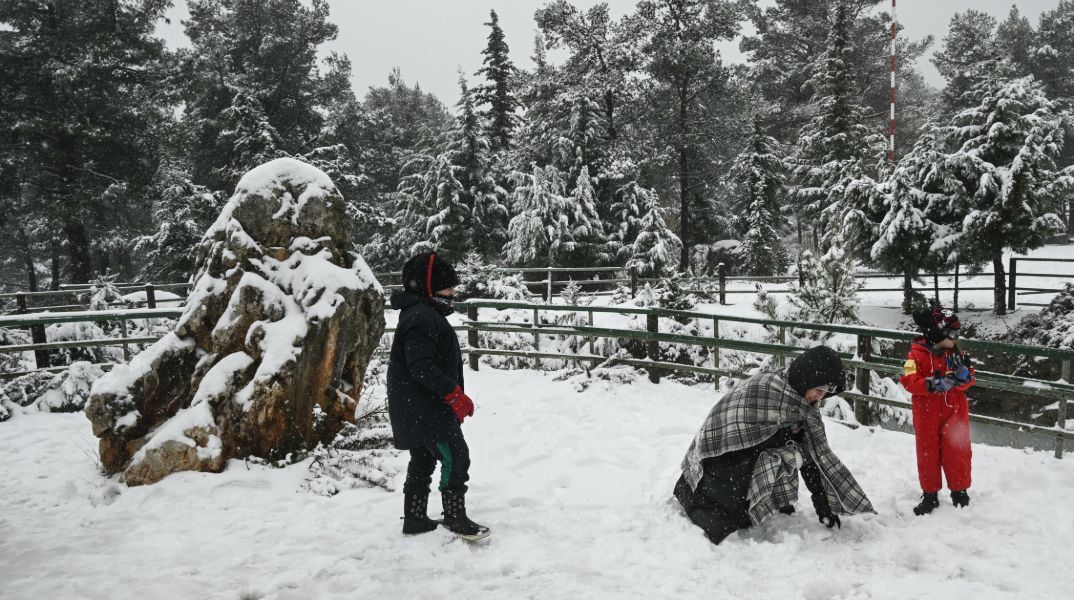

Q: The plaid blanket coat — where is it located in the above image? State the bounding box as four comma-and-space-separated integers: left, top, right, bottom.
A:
681, 371, 875, 525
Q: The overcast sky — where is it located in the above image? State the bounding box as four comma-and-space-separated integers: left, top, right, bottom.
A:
155, 0, 1060, 108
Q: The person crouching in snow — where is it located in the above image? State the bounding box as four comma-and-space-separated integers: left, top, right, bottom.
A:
673, 346, 875, 544
387, 252, 490, 540
901, 306, 975, 516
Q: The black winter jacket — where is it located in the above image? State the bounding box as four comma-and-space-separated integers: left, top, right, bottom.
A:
386, 291, 465, 450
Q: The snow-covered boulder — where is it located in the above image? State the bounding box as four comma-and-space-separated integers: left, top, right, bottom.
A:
86, 158, 385, 486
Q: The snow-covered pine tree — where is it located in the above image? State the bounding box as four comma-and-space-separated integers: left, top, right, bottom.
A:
134, 171, 223, 282
731, 119, 789, 276
565, 166, 613, 266
503, 165, 571, 266
793, 1, 884, 248
475, 10, 521, 153
787, 235, 863, 325
935, 76, 1068, 314
212, 91, 283, 191
626, 187, 682, 277
933, 10, 1003, 112
842, 126, 949, 313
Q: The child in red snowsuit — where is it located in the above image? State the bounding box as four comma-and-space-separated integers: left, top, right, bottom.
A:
900, 306, 975, 515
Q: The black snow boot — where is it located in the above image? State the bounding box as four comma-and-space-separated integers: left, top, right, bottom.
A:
402, 493, 439, 535
913, 492, 940, 516
951, 490, 970, 508
442, 491, 490, 541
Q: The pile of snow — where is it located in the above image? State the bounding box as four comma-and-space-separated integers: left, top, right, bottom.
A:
2, 368, 1071, 598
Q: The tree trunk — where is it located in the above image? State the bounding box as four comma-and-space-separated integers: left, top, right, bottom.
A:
933, 273, 939, 304
953, 262, 960, 312
901, 271, 913, 314
17, 227, 38, 292
50, 238, 61, 290
1068, 197, 1073, 235
677, 83, 689, 272
992, 252, 1006, 315
64, 220, 92, 284
796, 219, 803, 245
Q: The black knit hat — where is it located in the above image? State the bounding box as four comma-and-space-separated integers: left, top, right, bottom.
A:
787, 346, 847, 397
401, 252, 460, 297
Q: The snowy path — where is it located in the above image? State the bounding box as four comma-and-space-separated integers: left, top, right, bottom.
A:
1, 368, 1071, 599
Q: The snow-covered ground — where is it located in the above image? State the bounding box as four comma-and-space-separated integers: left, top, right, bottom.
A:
2, 368, 1071, 600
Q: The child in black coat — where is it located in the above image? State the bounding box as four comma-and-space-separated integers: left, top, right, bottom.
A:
387, 252, 489, 540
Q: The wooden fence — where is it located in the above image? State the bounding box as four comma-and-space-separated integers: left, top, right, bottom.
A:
2, 299, 1071, 459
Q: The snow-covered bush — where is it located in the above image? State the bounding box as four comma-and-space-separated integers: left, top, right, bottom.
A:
786, 237, 862, 327
301, 420, 398, 495
80, 273, 124, 311
0, 371, 55, 409
34, 362, 104, 413
1009, 284, 1074, 349
1, 328, 33, 374
455, 251, 533, 301
690, 240, 742, 276
45, 321, 122, 365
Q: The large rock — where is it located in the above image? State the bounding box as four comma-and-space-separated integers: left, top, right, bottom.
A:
86, 158, 385, 485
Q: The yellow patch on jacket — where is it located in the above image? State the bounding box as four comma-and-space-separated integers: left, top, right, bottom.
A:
903, 359, 917, 376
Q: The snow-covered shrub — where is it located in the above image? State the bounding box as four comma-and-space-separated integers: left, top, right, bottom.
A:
786, 238, 862, 328
301, 420, 398, 495
0, 371, 55, 408
45, 321, 122, 365
1, 328, 33, 374
455, 252, 533, 301
80, 273, 124, 311
1010, 284, 1074, 349
34, 362, 105, 413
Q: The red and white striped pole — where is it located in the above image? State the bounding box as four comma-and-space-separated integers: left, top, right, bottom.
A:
889, 0, 897, 163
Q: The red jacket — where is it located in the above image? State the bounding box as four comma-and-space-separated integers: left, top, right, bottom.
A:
899, 338, 975, 401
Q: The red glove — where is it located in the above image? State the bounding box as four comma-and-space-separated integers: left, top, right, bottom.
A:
444, 386, 474, 424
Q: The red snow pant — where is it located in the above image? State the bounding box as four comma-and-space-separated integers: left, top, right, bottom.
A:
911, 393, 972, 493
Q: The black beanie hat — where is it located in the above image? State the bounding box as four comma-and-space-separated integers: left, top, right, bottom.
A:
401, 252, 460, 297
787, 346, 847, 397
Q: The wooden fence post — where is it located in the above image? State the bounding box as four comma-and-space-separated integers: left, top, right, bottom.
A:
630, 266, 638, 298
854, 334, 873, 425
712, 317, 720, 390
467, 305, 479, 371
532, 307, 542, 368
587, 309, 595, 358
646, 313, 661, 384
16, 293, 50, 369
119, 317, 131, 362
1008, 258, 1017, 311
546, 268, 554, 303
1058, 359, 1071, 459
145, 284, 156, 309
778, 327, 787, 369
718, 263, 727, 305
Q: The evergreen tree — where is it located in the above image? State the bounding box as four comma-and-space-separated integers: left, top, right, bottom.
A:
932, 11, 1001, 112
730, 119, 789, 276
935, 76, 1068, 314
995, 6, 1039, 79
474, 10, 521, 153
180, 0, 345, 193
0, 0, 174, 284
503, 165, 571, 266
634, 0, 751, 271
134, 169, 223, 282
788, 236, 863, 325
793, 1, 884, 246
211, 91, 283, 191
626, 188, 682, 276
842, 126, 948, 313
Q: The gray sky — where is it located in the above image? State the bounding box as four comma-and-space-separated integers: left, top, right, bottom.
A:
156, 0, 1060, 108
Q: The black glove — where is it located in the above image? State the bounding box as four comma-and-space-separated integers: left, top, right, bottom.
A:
778, 505, 796, 515
818, 513, 841, 529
